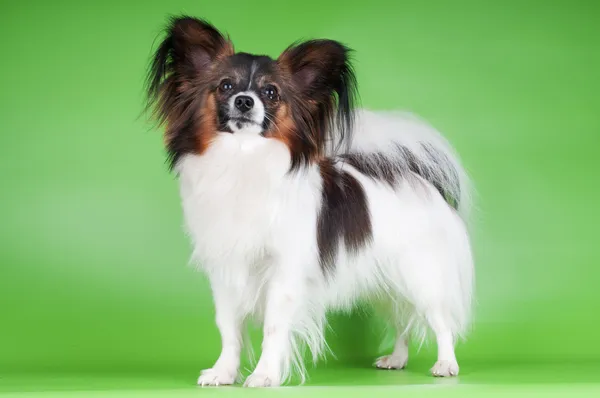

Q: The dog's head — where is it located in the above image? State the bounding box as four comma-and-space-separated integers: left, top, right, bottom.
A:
146, 16, 357, 170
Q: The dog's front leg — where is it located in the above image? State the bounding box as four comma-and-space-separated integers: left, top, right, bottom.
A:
198, 273, 246, 386
244, 266, 308, 387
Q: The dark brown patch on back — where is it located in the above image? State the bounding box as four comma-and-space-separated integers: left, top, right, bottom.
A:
317, 159, 372, 274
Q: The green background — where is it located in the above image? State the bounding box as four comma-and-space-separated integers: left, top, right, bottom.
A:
1, 0, 599, 396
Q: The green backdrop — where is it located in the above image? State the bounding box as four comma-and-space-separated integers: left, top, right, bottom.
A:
1, 0, 599, 397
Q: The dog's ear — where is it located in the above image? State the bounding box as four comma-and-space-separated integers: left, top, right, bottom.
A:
277, 39, 357, 152
145, 16, 234, 165
147, 16, 234, 99
277, 40, 354, 102
167, 17, 234, 78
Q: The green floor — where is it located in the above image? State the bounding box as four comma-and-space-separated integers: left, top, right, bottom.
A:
2, 362, 600, 397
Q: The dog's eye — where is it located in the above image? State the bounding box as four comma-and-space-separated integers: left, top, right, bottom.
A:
262, 85, 278, 101
219, 79, 233, 92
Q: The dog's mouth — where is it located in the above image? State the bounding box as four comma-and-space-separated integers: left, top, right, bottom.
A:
231, 117, 259, 124
229, 117, 262, 130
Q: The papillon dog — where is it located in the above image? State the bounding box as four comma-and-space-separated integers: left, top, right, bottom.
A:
146, 16, 474, 387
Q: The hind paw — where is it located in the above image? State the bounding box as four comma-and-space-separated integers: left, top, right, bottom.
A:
375, 354, 408, 370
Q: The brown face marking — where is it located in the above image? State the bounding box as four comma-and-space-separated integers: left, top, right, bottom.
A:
264, 104, 291, 142
196, 92, 218, 154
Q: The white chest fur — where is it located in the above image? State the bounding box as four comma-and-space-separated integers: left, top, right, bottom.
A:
176, 133, 318, 270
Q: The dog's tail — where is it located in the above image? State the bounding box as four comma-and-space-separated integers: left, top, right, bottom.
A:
348, 109, 473, 223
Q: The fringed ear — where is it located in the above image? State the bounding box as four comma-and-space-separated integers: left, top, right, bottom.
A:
277, 40, 357, 153
145, 16, 234, 124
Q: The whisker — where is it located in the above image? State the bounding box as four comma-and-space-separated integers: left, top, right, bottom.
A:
264, 112, 283, 136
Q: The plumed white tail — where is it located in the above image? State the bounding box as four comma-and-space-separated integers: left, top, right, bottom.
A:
349, 109, 472, 222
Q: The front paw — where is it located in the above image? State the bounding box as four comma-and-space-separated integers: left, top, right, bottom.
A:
243, 372, 281, 388
197, 368, 237, 386
430, 360, 459, 377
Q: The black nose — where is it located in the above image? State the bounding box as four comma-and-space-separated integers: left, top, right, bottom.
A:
234, 95, 254, 113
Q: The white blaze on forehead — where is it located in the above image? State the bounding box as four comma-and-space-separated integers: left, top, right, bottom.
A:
248, 61, 258, 90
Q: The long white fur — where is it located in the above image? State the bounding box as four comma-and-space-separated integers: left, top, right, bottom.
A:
179, 109, 474, 387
